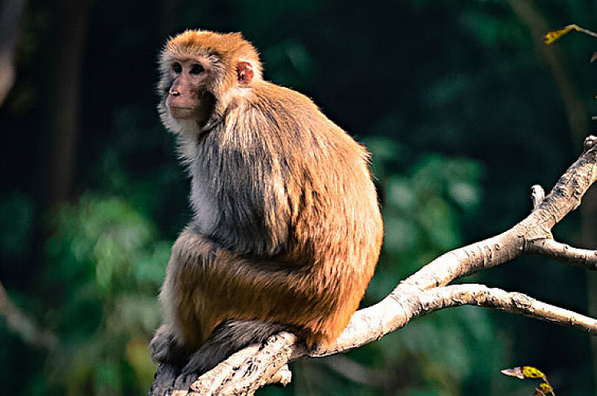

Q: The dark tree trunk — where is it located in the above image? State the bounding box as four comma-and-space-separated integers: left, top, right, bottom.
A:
45, 0, 93, 209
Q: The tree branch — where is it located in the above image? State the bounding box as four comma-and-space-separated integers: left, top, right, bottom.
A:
149, 135, 597, 396
0, 278, 57, 350
528, 238, 597, 269
418, 284, 597, 335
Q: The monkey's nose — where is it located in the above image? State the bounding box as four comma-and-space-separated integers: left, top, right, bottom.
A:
170, 89, 181, 96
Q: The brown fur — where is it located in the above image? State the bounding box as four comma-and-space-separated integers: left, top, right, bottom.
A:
151, 30, 384, 376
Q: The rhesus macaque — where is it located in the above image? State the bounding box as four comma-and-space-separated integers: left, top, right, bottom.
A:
151, 30, 384, 381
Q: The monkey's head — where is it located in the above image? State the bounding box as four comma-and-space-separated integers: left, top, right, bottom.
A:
158, 30, 262, 135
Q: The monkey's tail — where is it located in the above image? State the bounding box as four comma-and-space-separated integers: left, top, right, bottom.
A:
180, 320, 287, 376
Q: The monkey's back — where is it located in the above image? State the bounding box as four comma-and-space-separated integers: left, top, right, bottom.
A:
188, 80, 384, 345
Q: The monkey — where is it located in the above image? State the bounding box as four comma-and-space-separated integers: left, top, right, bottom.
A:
150, 29, 384, 387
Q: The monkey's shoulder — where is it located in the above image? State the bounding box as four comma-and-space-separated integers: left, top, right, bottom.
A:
238, 81, 366, 154
250, 81, 323, 118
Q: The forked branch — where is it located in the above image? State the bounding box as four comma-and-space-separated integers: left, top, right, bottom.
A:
150, 135, 597, 396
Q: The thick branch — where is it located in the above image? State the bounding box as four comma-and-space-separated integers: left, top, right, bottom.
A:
165, 279, 597, 395
150, 136, 597, 396
317, 283, 597, 358
187, 332, 296, 396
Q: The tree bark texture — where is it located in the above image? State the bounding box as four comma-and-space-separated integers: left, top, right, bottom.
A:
149, 136, 597, 396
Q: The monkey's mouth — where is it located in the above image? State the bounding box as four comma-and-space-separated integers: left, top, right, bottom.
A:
169, 106, 196, 120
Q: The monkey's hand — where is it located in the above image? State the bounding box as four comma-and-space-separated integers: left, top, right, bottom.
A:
150, 325, 192, 396
150, 324, 177, 363
150, 324, 193, 368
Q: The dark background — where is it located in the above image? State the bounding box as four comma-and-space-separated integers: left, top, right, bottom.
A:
1, 0, 597, 395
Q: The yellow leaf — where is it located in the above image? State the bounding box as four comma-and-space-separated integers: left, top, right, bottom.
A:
543, 25, 578, 45
522, 366, 545, 379
534, 382, 554, 396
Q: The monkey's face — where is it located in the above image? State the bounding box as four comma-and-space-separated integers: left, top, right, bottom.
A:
166, 58, 213, 123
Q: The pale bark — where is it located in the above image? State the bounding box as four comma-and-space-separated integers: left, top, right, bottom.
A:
150, 135, 597, 396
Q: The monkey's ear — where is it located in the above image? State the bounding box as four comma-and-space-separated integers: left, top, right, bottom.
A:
237, 61, 254, 86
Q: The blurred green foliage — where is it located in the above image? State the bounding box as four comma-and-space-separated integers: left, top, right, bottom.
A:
43, 194, 167, 395
0, 0, 596, 395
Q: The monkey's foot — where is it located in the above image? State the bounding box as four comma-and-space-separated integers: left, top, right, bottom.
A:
147, 363, 179, 396
173, 370, 200, 393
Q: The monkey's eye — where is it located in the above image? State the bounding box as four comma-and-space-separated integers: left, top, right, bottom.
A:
171, 62, 182, 74
190, 64, 205, 75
